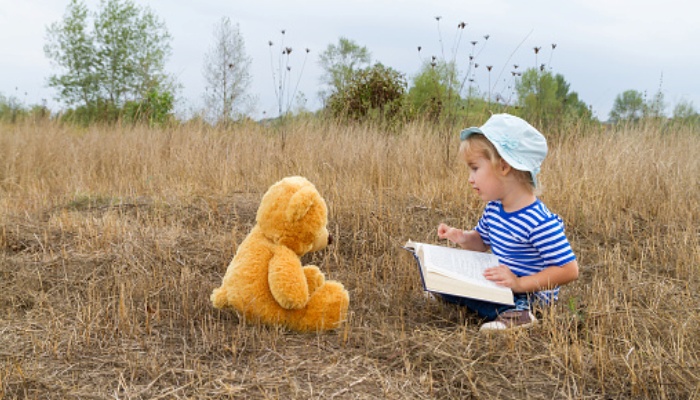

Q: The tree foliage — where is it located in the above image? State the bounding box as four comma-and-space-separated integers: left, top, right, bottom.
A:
609, 88, 669, 124
326, 63, 406, 122
407, 60, 462, 122
44, 0, 174, 124
123, 88, 174, 125
318, 37, 371, 102
202, 17, 252, 124
672, 99, 699, 125
44, 0, 98, 108
516, 68, 591, 125
609, 90, 645, 123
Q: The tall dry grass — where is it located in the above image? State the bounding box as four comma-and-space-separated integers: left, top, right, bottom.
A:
0, 118, 698, 399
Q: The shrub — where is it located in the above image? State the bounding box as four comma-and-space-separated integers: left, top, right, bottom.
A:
327, 63, 407, 123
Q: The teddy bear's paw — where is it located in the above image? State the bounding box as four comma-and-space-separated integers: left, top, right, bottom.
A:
210, 287, 229, 309
303, 265, 325, 293
290, 281, 349, 331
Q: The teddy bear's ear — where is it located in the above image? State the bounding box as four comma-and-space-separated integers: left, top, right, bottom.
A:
286, 186, 316, 222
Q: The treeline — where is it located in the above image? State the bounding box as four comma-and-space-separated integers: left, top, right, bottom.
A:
4, 0, 699, 129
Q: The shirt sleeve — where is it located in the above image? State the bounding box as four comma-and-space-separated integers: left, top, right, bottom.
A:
474, 212, 491, 247
529, 214, 577, 267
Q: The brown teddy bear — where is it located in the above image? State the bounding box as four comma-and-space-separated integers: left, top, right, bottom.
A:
211, 176, 349, 332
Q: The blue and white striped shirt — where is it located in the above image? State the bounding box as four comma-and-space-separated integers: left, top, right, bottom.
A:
474, 199, 576, 302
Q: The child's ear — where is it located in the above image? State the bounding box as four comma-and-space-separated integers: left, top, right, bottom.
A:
499, 159, 512, 176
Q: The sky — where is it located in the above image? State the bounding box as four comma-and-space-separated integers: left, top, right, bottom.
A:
2, 0, 699, 121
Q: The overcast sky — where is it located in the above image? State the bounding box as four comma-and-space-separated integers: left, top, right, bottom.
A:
2, 0, 699, 121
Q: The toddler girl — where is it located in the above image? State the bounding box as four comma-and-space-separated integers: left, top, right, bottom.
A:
437, 113, 579, 331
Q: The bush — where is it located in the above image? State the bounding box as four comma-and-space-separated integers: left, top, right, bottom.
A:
59, 100, 120, 126
58, 89, 173, 127
0, 94, 52, 124
123, 89, 174, 126
327, 63, 407, 123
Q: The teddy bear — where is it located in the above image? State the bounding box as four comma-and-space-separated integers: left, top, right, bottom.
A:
211, 176, 349, 332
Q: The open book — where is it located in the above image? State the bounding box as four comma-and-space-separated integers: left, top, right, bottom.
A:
403, 240, 514, 305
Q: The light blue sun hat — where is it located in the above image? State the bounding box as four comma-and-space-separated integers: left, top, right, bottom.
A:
460, 113, 548, 188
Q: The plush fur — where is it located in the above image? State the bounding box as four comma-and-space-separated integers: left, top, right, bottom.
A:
211, 176, 349, 332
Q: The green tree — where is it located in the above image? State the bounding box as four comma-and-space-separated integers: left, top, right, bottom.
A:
95, 0, 172, 106
517, 69, 558, 123
516, 68, 591, 125
407, 60, 461, 121
44, 0, 174, 122
318, 37, 371, 102
44, 0, 98, 108
609, 90, 645, 123
553, 75, 589, 117
671, 99, 699, 126
202, 17, 252, 124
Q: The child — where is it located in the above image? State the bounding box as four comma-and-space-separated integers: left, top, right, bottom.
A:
437, 113, 578, 331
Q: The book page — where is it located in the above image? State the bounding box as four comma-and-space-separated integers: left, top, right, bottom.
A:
421, 243, 502, 289
403, 240, 514, 305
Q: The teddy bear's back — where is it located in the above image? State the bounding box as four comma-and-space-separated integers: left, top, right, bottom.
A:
226, 230, 272, 296
221, 229, 300, 322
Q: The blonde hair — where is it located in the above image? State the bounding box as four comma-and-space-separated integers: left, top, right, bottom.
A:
459, 133, 536, 192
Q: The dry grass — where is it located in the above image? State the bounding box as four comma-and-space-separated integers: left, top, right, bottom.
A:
1, 118, 698, 399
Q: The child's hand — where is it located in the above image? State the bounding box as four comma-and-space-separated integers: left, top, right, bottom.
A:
438, 224, 488, 252
438, 223, 462, 244
437, 223, 452, 240
483, 265, 522, 292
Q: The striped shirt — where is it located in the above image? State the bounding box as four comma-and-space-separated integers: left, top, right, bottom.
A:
474, 199, 576, 302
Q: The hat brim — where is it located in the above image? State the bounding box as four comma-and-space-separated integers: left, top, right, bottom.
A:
460, 127, 482, 141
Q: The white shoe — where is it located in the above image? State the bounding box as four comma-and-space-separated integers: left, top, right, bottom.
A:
479, 310, 537, 332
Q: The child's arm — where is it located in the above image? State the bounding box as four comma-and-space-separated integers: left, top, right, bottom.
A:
483, 260, 579, 293
437, 223, 488, 252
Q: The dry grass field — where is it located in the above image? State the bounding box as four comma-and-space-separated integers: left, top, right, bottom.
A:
1, 118, 698, 399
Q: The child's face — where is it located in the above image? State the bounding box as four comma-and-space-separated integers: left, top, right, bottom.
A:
464, 153, 506, 202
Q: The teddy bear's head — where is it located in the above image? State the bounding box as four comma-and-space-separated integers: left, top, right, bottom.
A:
256, 176, 330, 256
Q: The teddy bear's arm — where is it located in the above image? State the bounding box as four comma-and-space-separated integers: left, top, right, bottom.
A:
268, 252, 309, 310
303, 265, 325, 294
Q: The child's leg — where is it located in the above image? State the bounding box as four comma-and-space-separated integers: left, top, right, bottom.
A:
479, 293, 539, 331
512, 293, 533, 311
437, 293, 513, 321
